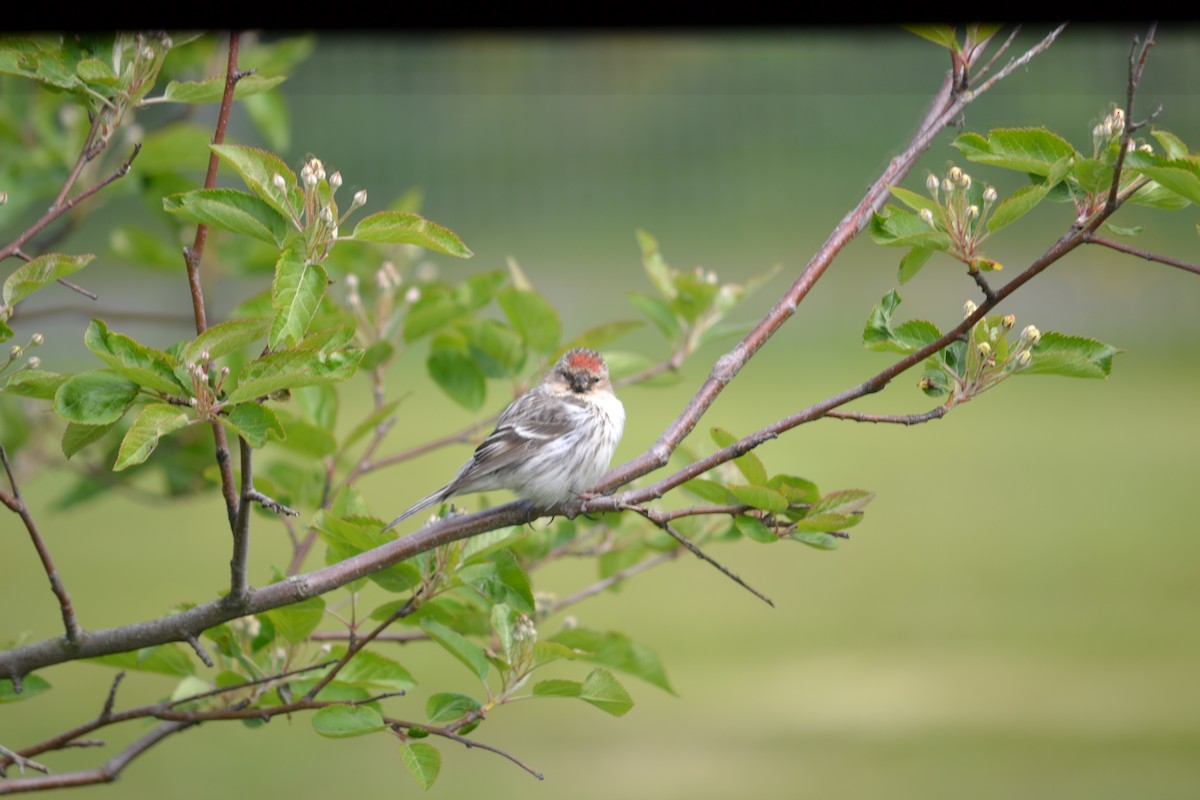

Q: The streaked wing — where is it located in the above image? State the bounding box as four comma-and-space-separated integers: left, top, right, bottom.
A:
463, 392, 583, 479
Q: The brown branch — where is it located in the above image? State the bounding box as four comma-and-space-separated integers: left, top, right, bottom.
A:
825, 407, 950, 426
0, 445, 82, 644
182, 33, 245, 533
594, 25, 1066, 497
309, 630, 428, 644
228, 436, 254, 606
303, 594, 421, 701
543, 549, 682, 616
1085, 234, 1200, 277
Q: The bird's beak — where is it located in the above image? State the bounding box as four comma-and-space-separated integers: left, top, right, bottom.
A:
572, 374, 591, 393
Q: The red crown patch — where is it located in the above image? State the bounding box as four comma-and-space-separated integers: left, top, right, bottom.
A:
565, 349, 603, 372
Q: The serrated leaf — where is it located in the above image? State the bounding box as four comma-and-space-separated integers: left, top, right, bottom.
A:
898, 247, 933, 284
2, 369, 67, 399
84, 319, 183, 393
579, 668, 634, 716
226, 347, 361, 404
1150, 129, 1189, 160
419, 619, 490, 683
269, 245, 327, 349
264, 596, 325, 644
810, 489, 875, 516
209, 144, 300, 219
400, 741, 441, 790
1022, 331, 1120, 378
952, 128, 1076, 176
182, 318, 271, 365
497, 286, 561, 355
903, 24, 960, 50
426, 346, 486, 410
163, 188, 289, 245
788, 531, 841, 550
988, 181, 1052, 233
458, 318, 526, 378
629, 292, 682, 341
114, 403, 190, 470
404, 295, 464, 342
550, 628, 674, 693
350, 211, 472, 258
734, 514, 778, 544
2, 253, 94, 307
426, 692, 481, 723
90, 644, 196, 676
311, 704, 385, 738
1124, 151, 1200, 206
61, 421, 115, 459
868, 206, 952, 250
728, 484, 789, 513
54, 370, 139, 425
0, 675, 51, 703
710, 427, 767, 485
325, 648, 415, 692
162, 73, 286, 103
532, 679, 582, 698
682, 478, 730, 504
221, 403, 285, 448
888, 185, 941, 215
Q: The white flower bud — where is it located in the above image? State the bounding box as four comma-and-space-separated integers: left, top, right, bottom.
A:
0, 191, 7, 206
345, 273, 359, 290
353, 189, 367, 207
963, 299, 977, 318
1021, 325, 1041, 345
977, 342, 992, 358
919, 208, 935, 227
30, 333, 44, 346
1139, 143, 1153, 154
926, 173, 940, 194
960, 172, 972, 189
404, 286, 421, 304
1093, 123, 1105, 140
949, 166, 962, 183
942, 178, 954, 194
9, 345, 21, 358
1001, 314, 1015, 330
200, 350, 211, 363
1017, 350, 1032, 367
320, 205, 334, 225
303, 170, 318, 189
300, 163, 313, 183
27, 356, 40, 369
189, 397, 198, 407
967, 205, 979, 219
272, 173, 287, 192
329, 171, 342, 190
983, 186, 998, 204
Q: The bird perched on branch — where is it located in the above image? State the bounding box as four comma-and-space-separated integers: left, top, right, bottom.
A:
384, 347, 625, 530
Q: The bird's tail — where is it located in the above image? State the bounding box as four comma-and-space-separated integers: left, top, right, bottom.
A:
382, 487, 449, 532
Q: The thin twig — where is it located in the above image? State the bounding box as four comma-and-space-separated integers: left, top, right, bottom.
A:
825, 407, 950, 426
968, 268, 998, 302
0, 445, 82, 643
184, 635, 214, 668
1085, 235, 1200, 276
0, 745, 48, 777
386, 717, 543, 780
228, 436, 253, 606
303, 593, 421, 701
544, 549, 682, 616
623, 504, 773, 607
100, 672, 125, 720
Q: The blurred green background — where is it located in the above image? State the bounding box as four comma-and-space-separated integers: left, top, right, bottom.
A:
3, 27, 1200, 799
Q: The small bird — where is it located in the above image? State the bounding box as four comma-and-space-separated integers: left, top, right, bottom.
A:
384, 347, 625, 530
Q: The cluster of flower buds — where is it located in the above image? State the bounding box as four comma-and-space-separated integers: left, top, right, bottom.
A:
186, 351, 229, 419
1, 332, 44, 377
274, 157, 368, 264
920, 165, 999, 268
1092, 107, 1126, 155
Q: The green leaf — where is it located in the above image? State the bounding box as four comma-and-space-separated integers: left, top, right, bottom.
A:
90, 644, 196, 676
550, 628, 674, 693
1151, 129, 1190, 159
269, 244, 327, 349
1124, 151, 1200, 206
226, 347, 361, 404
84, 319, 183, 393
491, 603, 519, 665
163, 189, 289, 245
2, 369, 67, 399
710, 427, 767, 485
404, 295, 465, 342
810, 489, 875, 516
533, 679, 582, 698
209, 144, 300, 220
458, 318, 526, 378
311, 704, 386, 738
419, 619, 490, 683
788, 531, 842, 550
339, 399, 401, 455
727, 484, 789, 513
561, 320, 643, 351
952, 128, 1076, 176
681, 478, 731, 504
426, 692, 481, 723
868, 206, 952, 250
114, 403, 190, 471
1023, 331, 1120, 378
61, 421, 115, 459
221, 403, 285, 448
888, 185, 940, 215
988, 181, 1053, 233
579, 668, 634, 716
629, 292, 682, 341
264, 596, 325, 644
109, 225, 182, 270
359, 340, 394, 371
489, 549, 535, 615
496, 286, 561, 355
132, 123, 214, 175
734, 515, 778, 544
427, 346, 486, 411
54, 370, 139, 425
325, 648, 415, 692
0, 675, 51, 703
2, 253, 94, 307
897, 247, 933, 284
400, 741, 442, 790
162, 74, 287, 103
349, 211, 473, 258
182, 318, 271, 365
903, 24, 960, 50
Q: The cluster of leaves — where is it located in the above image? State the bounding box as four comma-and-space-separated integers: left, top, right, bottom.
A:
865, 290, 1119, 403
871, 111, 1199, 285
